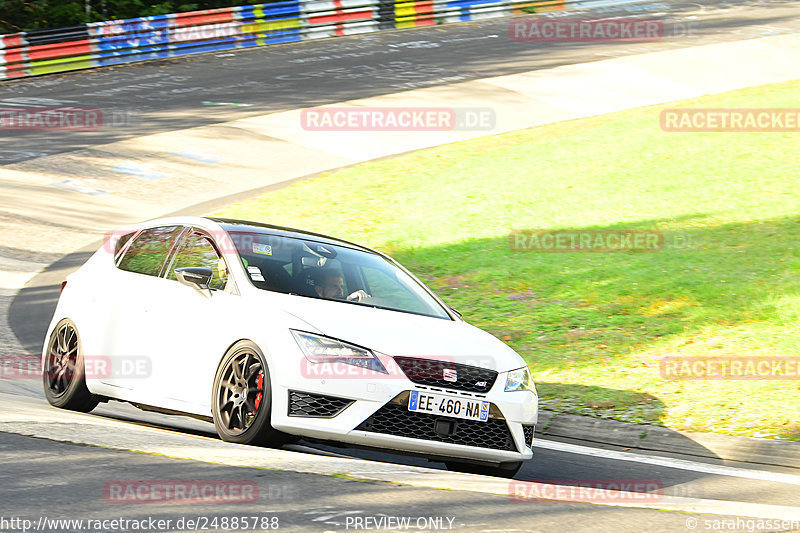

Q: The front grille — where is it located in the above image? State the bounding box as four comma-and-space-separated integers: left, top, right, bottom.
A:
356, 400, 516, 451
523, 424, 535, 448
288, 391, 354, 418
393, 357, 498, 394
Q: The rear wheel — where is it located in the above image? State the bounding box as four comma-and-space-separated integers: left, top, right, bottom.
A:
211, 341, 286, 446
42, 319, 99, 412
444, 460, 523, 478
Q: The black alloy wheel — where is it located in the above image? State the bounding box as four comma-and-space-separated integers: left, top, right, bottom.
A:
42, 319, 99, 412
212, 341, 287, 446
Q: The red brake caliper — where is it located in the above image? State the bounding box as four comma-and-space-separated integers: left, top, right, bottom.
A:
254, 372, 264, 410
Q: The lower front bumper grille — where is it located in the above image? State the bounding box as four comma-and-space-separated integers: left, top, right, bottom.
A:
523, 424, 535, 448
356, 400, 517, 452
288, 391, 354, 418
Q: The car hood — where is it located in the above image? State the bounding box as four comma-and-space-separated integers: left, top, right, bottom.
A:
281, 296, 523, 372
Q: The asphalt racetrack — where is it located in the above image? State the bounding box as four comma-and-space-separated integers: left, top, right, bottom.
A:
1, 0, 800, 163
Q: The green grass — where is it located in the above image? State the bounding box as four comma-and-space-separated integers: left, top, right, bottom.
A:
214, 80, 800, 440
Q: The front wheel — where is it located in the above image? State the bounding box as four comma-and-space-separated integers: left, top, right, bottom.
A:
211, 341, 287, 446
444, 460, 523, 478
42, 319, 99, 412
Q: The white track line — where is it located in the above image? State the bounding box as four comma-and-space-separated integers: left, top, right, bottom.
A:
535, 438, 800, 486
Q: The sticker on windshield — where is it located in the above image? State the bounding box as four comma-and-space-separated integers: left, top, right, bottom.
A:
247, 265, 265, 282
253, 243, 272, 256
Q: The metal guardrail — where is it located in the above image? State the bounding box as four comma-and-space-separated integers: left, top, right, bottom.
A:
0, 0, 643, 80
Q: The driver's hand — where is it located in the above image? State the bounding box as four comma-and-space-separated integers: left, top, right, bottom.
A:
346, 290, 371, 302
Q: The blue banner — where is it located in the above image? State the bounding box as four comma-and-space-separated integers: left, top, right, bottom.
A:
91, 16, 171, 65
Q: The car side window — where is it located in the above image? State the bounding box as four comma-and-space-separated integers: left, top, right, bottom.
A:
117, 226, 182, 277
166, 232, 228, 291
113, 231, 135, 262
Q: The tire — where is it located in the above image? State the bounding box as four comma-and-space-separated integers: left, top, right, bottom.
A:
211, 341, 287, 446
444, 460, 523, 478
42, 319, 100, 412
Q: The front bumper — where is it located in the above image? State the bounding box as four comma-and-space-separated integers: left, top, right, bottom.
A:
270, 372, 538, 464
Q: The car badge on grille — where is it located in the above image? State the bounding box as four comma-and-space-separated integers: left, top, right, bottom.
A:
443, 368, 457, 382
476, 381, 488, 388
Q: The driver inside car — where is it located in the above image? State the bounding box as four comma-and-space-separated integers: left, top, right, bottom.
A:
312, 268, 370, 302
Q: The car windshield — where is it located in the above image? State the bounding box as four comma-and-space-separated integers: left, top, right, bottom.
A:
226, 229, 452, 320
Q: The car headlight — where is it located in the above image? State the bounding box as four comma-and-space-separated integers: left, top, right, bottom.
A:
505, 367, 537, 394
291, 330, 388, 374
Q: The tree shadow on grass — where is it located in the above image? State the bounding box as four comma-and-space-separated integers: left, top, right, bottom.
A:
391, 215, 800, 434
535, 382, 666, 425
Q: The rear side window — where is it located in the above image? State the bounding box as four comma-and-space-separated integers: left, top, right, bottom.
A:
113, 232, 135, 262
117, 226, 183, 277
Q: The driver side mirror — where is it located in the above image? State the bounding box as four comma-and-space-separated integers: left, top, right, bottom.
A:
175, 267, 213, 297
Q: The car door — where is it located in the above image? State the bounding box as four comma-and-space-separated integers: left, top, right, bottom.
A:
145, 229, 241, 414
100, 225, 186, 402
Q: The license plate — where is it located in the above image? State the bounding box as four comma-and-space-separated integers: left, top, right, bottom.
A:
408, 390, 489, 422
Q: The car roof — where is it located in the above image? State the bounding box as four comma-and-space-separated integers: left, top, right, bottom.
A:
206, 217, 377, 254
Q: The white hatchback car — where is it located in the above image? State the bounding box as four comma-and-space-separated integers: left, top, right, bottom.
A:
43, 216, 538, 476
